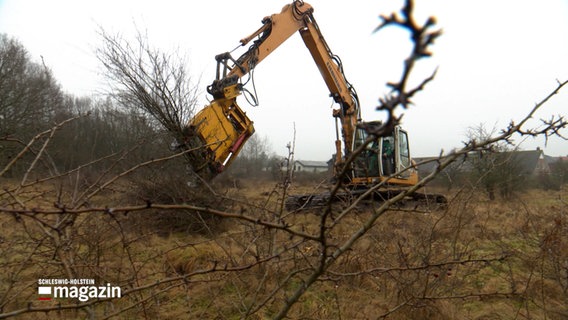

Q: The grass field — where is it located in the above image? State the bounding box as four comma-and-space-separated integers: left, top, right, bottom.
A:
0, 177, 566, 319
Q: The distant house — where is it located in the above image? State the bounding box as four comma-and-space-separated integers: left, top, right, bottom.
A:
508, 149, 550, 176
292, 160, 329, 173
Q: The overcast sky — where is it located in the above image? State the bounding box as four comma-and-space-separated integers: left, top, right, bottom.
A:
1, 0, 567, 160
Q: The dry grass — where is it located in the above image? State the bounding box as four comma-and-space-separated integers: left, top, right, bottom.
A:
0, 178, 567, 319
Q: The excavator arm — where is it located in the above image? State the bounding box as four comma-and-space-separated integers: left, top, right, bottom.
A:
185, 0, 360, 180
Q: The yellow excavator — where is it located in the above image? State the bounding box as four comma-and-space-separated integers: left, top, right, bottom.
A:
182, 1, 445, 208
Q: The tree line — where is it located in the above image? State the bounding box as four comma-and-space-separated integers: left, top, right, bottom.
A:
0, 33, 278, 183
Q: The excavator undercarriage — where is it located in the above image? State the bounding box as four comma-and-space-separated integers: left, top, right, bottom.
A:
285, 186, 448, 212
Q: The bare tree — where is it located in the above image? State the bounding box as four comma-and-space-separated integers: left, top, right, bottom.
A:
0, 34, 64, 176
96, 28, 199, 144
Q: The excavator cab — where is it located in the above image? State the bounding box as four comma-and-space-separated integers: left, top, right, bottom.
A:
352, 125, 418, 186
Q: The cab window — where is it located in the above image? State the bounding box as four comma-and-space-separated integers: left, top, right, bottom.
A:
398, 130, 410, 169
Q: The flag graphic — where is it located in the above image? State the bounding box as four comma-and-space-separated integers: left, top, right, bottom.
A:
38, 286, 52, 300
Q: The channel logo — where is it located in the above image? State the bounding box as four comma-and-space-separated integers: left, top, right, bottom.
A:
37, 279, 121, 302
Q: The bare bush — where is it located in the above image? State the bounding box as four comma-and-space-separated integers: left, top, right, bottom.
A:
125, 162, 226, 236
96, 28, 199, 145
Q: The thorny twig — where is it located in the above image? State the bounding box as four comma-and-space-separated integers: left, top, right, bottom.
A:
367, 0, 442, 136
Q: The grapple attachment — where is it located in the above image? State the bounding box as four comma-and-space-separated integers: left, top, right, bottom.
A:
183, 85, 254, 181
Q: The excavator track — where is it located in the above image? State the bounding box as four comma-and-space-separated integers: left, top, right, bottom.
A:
285, 188, 447, 212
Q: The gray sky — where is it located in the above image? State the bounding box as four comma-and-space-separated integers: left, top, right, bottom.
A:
1, 0, 567, 160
